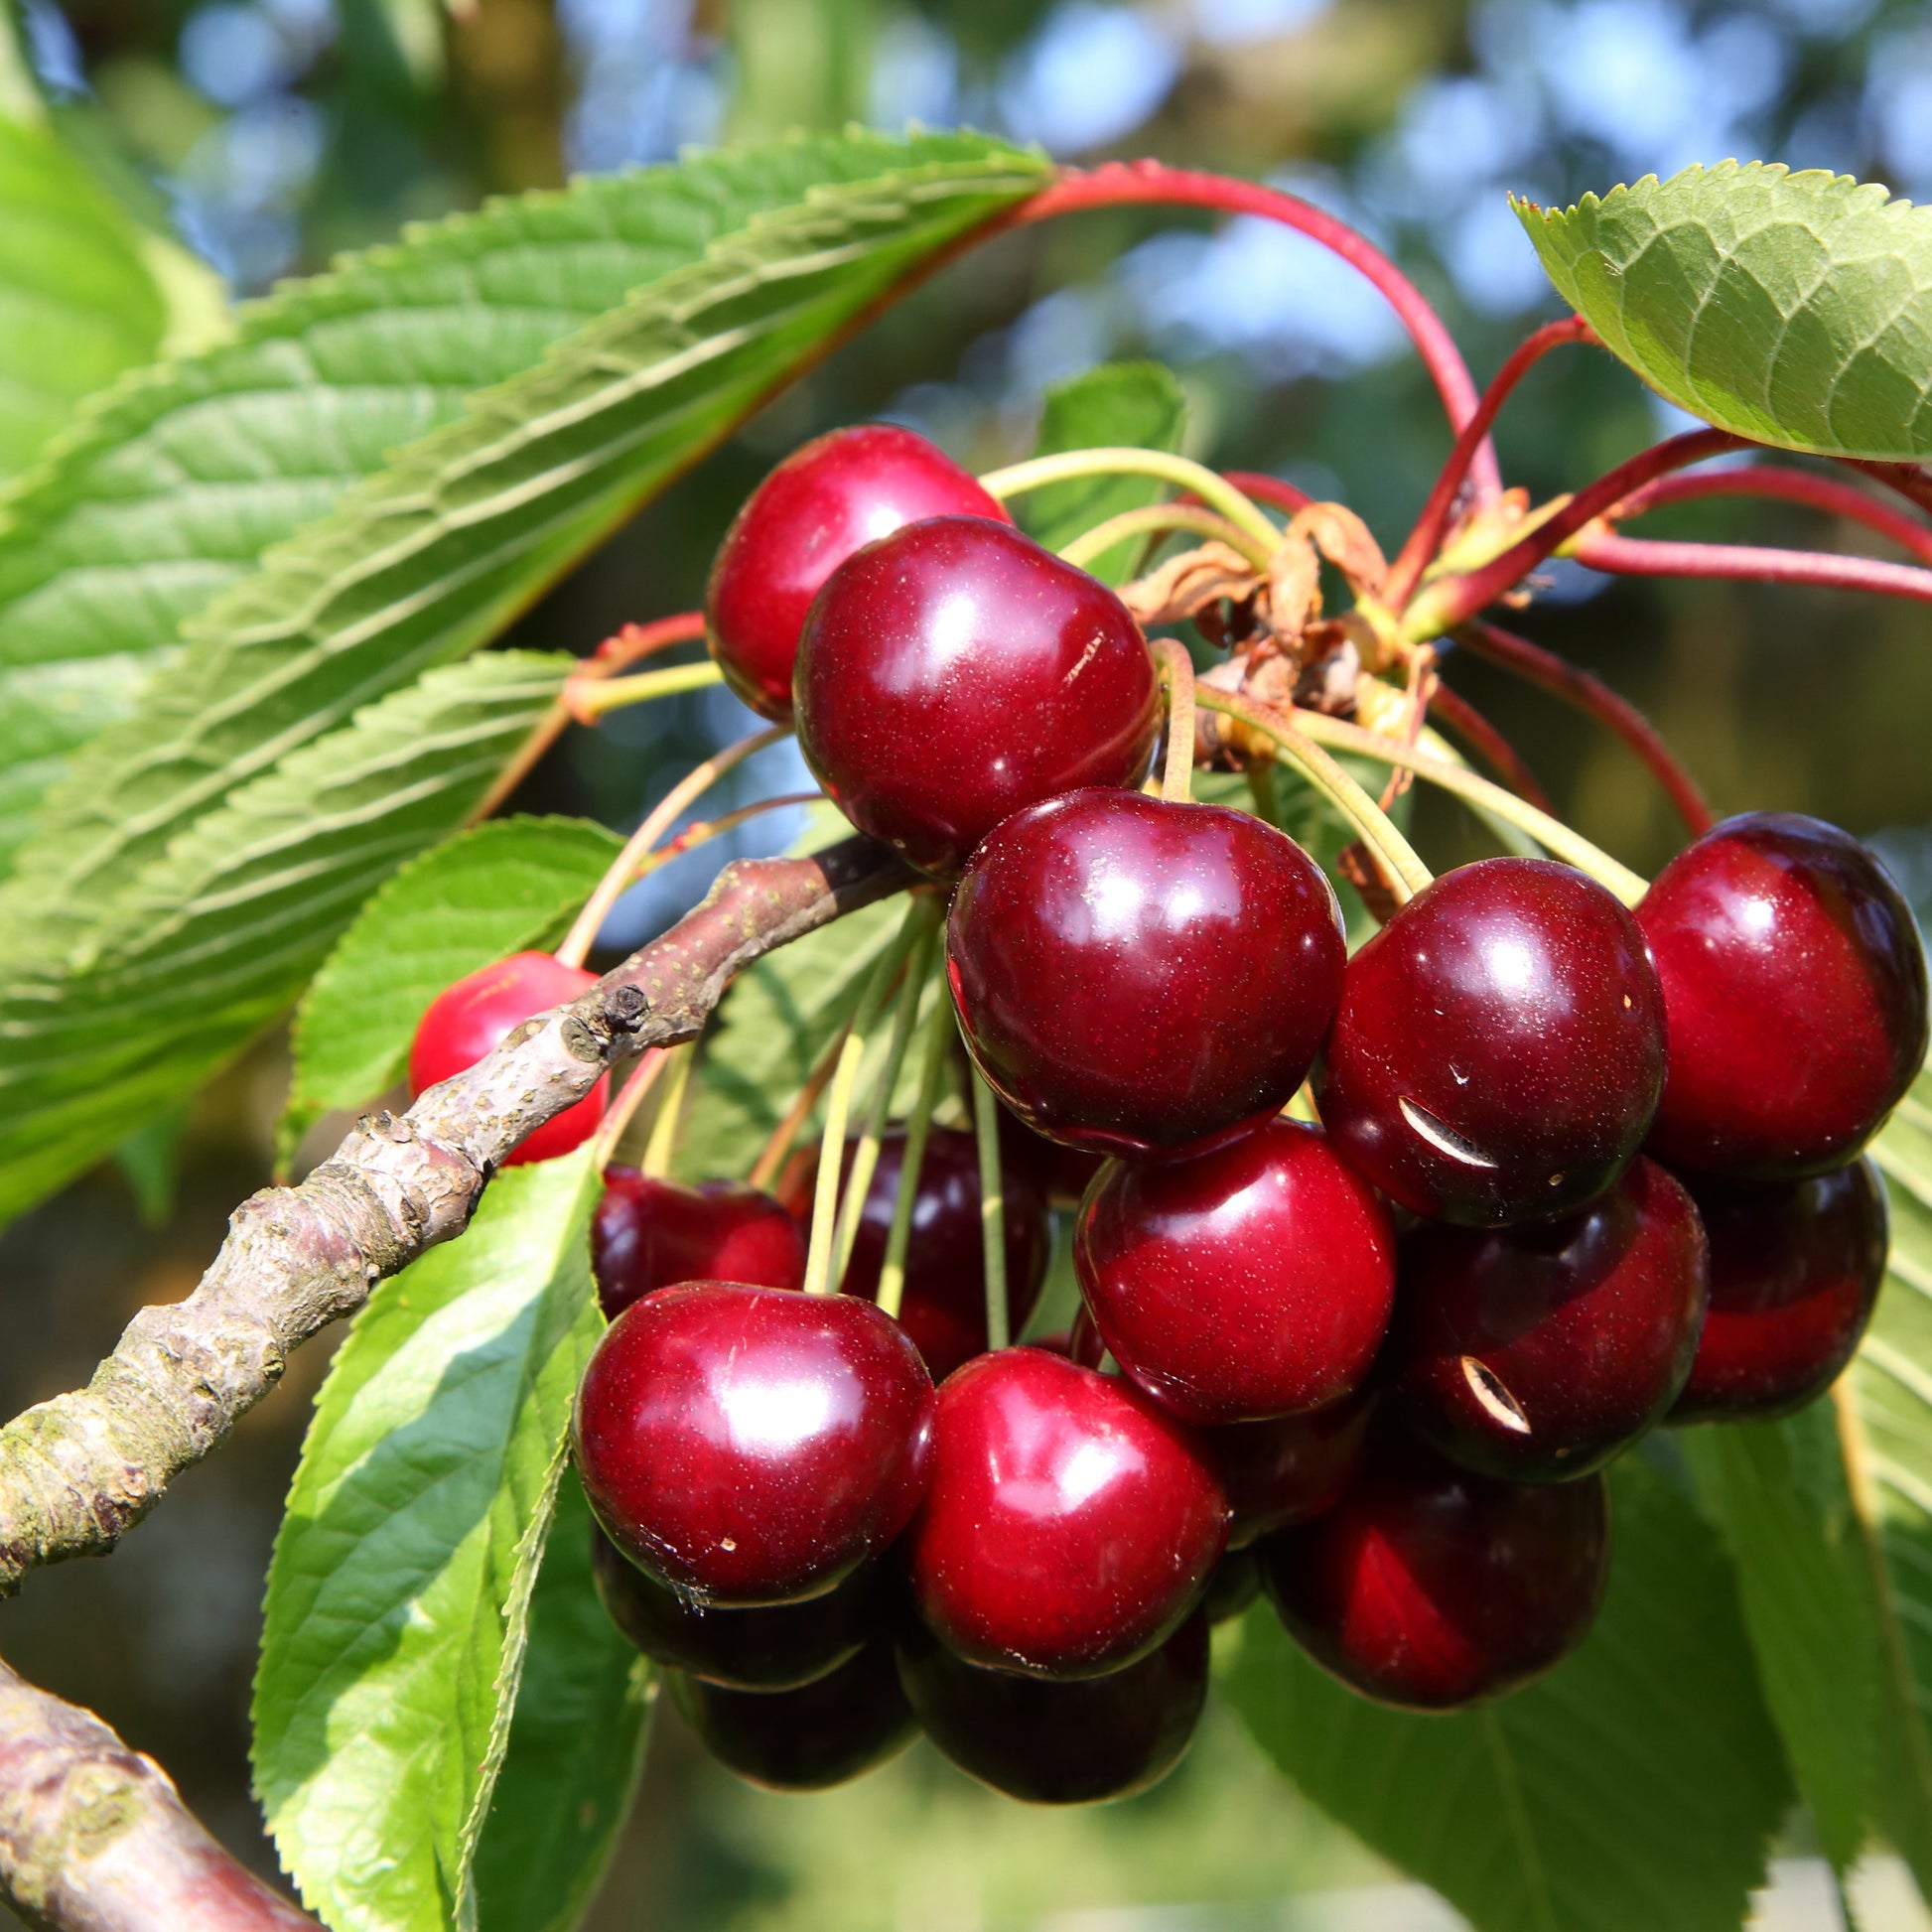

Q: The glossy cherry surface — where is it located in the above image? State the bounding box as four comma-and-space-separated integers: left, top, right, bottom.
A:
1386, 1158, 1708, 1481
949, 791, 1346, 1159
1260, 1440, 1609, 1711
1315, 858, 1667, 1225
669, 1635, 915, 1791
593, 1169, 805, 1319
573, 1281, 933, 1605
705, 424, 1008, 721
1209, 1389, 1378, 1548
794, 518, 1160, 878
897, 1611, 1208, 1805
1076, 1120, 1395, 1423
904, 1347, 1227, 1678
408, 950, 607, 1165
1638, 813, 1929, 1178
590, 1524, 878, 1690
784, 1128, 1049, 1380
1670, 1157, 1888, 1423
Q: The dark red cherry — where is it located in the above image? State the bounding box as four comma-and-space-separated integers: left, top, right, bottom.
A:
1260, 1440, 1609, 1711
592, 1169, 804, 1319
1209, 1389, 1378, 1549
949, 790, 1345, 1160
669, 1635, 915, 1791
897, 1611, 1208, 1806
794, 518, 1161, 878
1315, 858, 1667, 1225
998, 1106, 1107, 1207
589, 1524, 878, 1690
903, 1347, 1227, 1679
1638, 814, 1928, 1179
705, 424, 1008, 721
1386, 1158, 1707, 1482
572, 1282, 933, 1606
783, 1129, 1049, 1380
1076, 1121, 1395, 1423
1066, 1300, 1107, 1369
408, 951, 607, 1165
1200, 1548, 1262, 1624
1670, 1158, 1888, 1423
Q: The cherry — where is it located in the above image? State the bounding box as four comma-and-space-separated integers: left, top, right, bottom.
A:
669, 1635, 915, 1791
1315, 857, 1667, 1225
1670, 1158, 1888, 1423
705, 424, 1009, 721
1259, 1439, 1609, 1711
1209, 1388, 1378, 1548
1638, 813, 1928, 1179
572, 1281, 933, 1605
592, 1169, 804, 1320
998, 1106, 1107, 1207
408, 951, 607, 1165
897, 1611, 1208, 1805
949, 790, 1346, 1160
589, 1524, 877, 1691
1200, 1548, 1262, 1624
903, 1347, 1227, 1679
782, 1128, 1049, 1380
794, 518, 1161, 878
1075, 1120, 1395, 1424
1384, 1158, 1707, 1482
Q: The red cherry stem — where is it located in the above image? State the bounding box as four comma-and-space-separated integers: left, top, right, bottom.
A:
1152, 638, 1198, 804
968, 1053, 1011, 1352
1611, 465, 1932, 565
1451, 619, 1713, 836
1426, 680, 1554, 813
587, 1045, 675, 1169
1221, 470, 1315, 516
878, 981, 956, 1322
1567, 528, 1932, 606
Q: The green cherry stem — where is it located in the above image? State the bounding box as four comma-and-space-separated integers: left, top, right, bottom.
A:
1152, 637, 1197, 803
978, 447, 1281, 552
587, 1045, 675, 1170
1058, 503, 1275, 574
638, 1041, 697, 1180
571, 657, 725, 720
878, 973, 955, 1322
968, 1049, 1011, 1353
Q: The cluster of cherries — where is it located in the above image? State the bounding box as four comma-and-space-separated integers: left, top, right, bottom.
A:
406, 423, 1930, 1806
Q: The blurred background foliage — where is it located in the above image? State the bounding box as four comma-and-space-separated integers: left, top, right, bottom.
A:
3, 0, 1932, 1926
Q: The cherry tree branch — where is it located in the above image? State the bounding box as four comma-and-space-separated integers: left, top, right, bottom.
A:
0, 837, 910, 1598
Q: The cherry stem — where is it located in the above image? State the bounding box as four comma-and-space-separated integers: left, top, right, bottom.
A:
1152, 638, 1198, 803
968, 1052, 1010, 1353
1192, 687, 1433, 900
555, 724, 789, 968
801, 904, 928, 1299
1059, 503, 1275, 574
1426, 680, 1554, 813
978, 448, 1280, 550
1016, 161, 1494, 496
570, 657, 724, 723
878, 977, 954, 1323
639, 1041, 697, 1180
587, 1045, 673, 1171
1612, 465, 1932, 566
1384, 317, 1597, 611
748, 1022, 848, 1193
1568, 528, 1932, 606
1221, 470, 1316, 517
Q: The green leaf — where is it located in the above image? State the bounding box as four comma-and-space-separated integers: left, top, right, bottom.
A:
1515, 163, 1932, 460
1218, 1455, 1790, 1932
1016, 359, 1188, 585
471, 1479, 653, 1932
280, 814, 621, 1170
253, 1152, 604, 1932
0, 649, 568, 1226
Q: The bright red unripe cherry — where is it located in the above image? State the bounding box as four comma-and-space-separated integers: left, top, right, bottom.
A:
705, 424, 1008, 721
572, 1281, 933, 1606
592, 1169, 805, 1319
408, 950, 607, 1165
1638, 813, 1928, 1179
1315, 858, 1667, 1225
794, 518, 1161, 878
949, 790, 1346, 1160
1208, 1388, 1379, 1549
668, 1635, 915, 1791
896, 1611, 1208, 1805
1670, 1158, 1888, 1423
1075, 1121, 1394, 1424
1259, 1441, 1609, 1711
903, 1347, 1227, 1679
1386, 1157, 1708, 1482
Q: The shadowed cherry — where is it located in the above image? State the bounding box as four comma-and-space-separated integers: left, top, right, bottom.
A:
593, 1169, 805, 1319
1201, 1548, 1262, 1624
1638, 813, 1928, 1179
1386, 1158, 1708, 1481
1208, 1389, 1378, 1549
1259, 1438, 1609, 1711
705, 424, 1008, 721
669, 1636, 915, 1791
408, 951, 607, 1165
999, 1106, 1107, 1207
1670, 1158, 1888, 1423
573, 1281, 934, 1605
1315, 858, 1667, 1225
1076, 1121, 1395, 1423
794, 518, 1160, 878
897, 1611, 1208, 1805
903, 1347, 1227, 1679
949, 790, 1346, 1160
